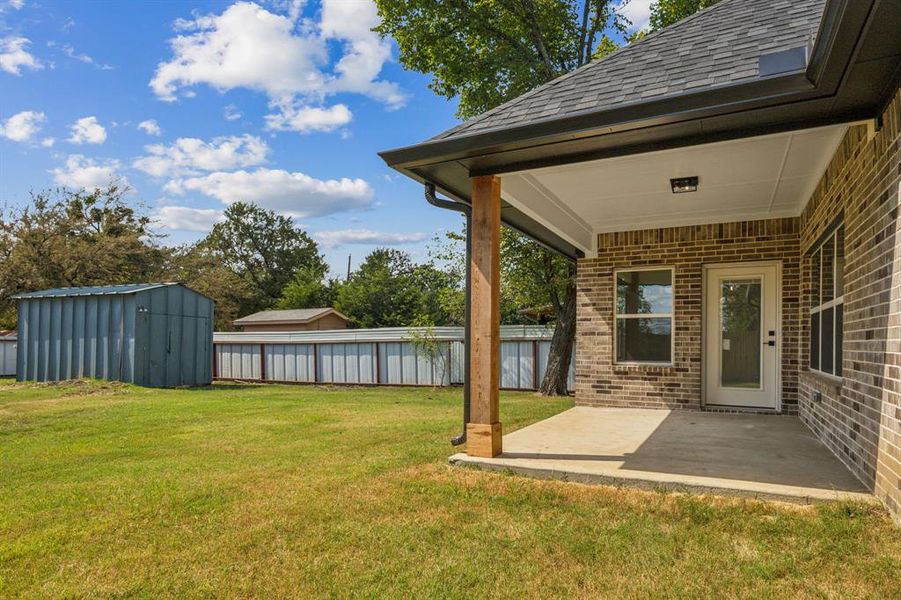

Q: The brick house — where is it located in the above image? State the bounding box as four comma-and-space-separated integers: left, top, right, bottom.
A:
381, 0, 901, 520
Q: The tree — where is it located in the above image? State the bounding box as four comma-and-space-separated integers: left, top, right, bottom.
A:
375, 0, 627, 394
161, 244, 254, 331
501, 228, 576, 394
276, 268, 339, 311
648, 0, 721, 31
376, 0, 626, 119
430, 225, 552, 327
198, 202, 327, 315
0, 186, 166, 328
335, 248, 455, 328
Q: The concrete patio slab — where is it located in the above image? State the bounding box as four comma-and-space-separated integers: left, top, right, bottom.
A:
450, 407, 875, 504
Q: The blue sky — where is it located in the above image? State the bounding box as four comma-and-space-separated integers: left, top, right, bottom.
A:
0, 0, 650, 276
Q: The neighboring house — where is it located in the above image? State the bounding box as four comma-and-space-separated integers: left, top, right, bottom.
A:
233, 308, 349, 332
382, 0, 901, 519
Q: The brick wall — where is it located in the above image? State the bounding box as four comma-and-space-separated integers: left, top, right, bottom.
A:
575, 218, 801, 411
798, 88, 901, 521
573, 88, 901, 521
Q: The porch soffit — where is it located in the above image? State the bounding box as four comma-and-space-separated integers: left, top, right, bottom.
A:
499, 123, 849, 244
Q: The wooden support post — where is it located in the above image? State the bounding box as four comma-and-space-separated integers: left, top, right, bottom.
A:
467, 175, 503, 457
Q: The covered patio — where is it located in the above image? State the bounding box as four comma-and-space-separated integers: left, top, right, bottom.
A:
451, 407, 872, 503
382, 0, 901, 517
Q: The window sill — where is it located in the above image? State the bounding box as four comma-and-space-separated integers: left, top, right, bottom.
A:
613, 362, 675, 372
802, 369, 843, 390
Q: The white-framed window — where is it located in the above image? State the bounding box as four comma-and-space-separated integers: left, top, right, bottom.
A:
809, 224, 844, 377
614, 267, 674, 364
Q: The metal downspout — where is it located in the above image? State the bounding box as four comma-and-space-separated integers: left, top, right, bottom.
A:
425, 183, 471, 446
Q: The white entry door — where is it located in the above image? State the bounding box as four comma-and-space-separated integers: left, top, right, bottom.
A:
704, 263, 779, 409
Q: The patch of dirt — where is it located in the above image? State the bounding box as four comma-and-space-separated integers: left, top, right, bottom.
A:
1, 379, 132, 398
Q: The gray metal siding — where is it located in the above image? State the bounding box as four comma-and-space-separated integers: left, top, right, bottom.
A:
216, 343, 262, 380
318, 343, 379, 384
0, 339, 16, 376
15, 284, 212, 387
135, 285, 212, 387
266, 344, 315, 382
375, 342, 451, 386
17, 294, 134, 383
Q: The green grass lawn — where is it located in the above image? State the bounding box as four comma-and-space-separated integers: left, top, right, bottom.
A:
1, 379, 899, 598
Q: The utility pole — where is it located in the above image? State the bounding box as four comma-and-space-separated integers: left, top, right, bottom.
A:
346, 254, 352, 281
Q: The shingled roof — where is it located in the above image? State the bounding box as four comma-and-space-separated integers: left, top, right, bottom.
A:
434, 0, 825, 141
233, 308, 348, 325
380, 0, 897, 259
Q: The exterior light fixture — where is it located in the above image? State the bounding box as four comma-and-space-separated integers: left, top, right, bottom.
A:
670, 176, 699, 194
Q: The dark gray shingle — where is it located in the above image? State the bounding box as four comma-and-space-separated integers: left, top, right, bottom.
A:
434, 0, 825, 141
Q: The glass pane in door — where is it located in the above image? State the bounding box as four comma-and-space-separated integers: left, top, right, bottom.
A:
720, 279, 762, 388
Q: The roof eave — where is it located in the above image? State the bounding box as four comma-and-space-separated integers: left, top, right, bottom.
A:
379, 0, 876, 173
380, 71, 817, 170
378, 0, 887, 261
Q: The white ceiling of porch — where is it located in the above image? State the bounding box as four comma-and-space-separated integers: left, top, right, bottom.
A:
500, 124, 849, 248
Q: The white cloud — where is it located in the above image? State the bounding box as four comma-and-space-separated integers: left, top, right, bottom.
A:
62, 44, 92, 64
223, 104, 242, 121
40, 137, 54, 147
58, 43, 112, 70
0, 110, 45, 142
155, 206, 223, 232
165, 167, 373, 218
318, 0, 404, 107
51, 155, 126, 190
67, 116, 107, 144
137, 119, 162, 136
616, 0, 654, 32
150, 1, 404, 132
314, 229, 427, 249
150, 2, 327, 102
0, 36, 42, 75
265, 103, 351, 134
7, 0, 25, 9
133, 134, 268, 178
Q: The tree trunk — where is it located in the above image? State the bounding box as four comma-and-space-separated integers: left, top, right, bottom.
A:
539, 269, 576, 396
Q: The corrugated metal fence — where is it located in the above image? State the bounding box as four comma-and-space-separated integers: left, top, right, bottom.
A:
214, 326, 574, 391
2, 326, 575, 390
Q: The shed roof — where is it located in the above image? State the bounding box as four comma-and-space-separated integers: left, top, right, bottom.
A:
233, 308, 349, 325
12, 283, 182, 299
436, 0, 825, 142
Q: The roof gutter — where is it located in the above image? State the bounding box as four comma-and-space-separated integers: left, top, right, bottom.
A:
424, 183, 472, 447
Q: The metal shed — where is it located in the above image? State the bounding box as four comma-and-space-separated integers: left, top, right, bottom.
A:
14, 283, 214, 387
0, 332, 16, 377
